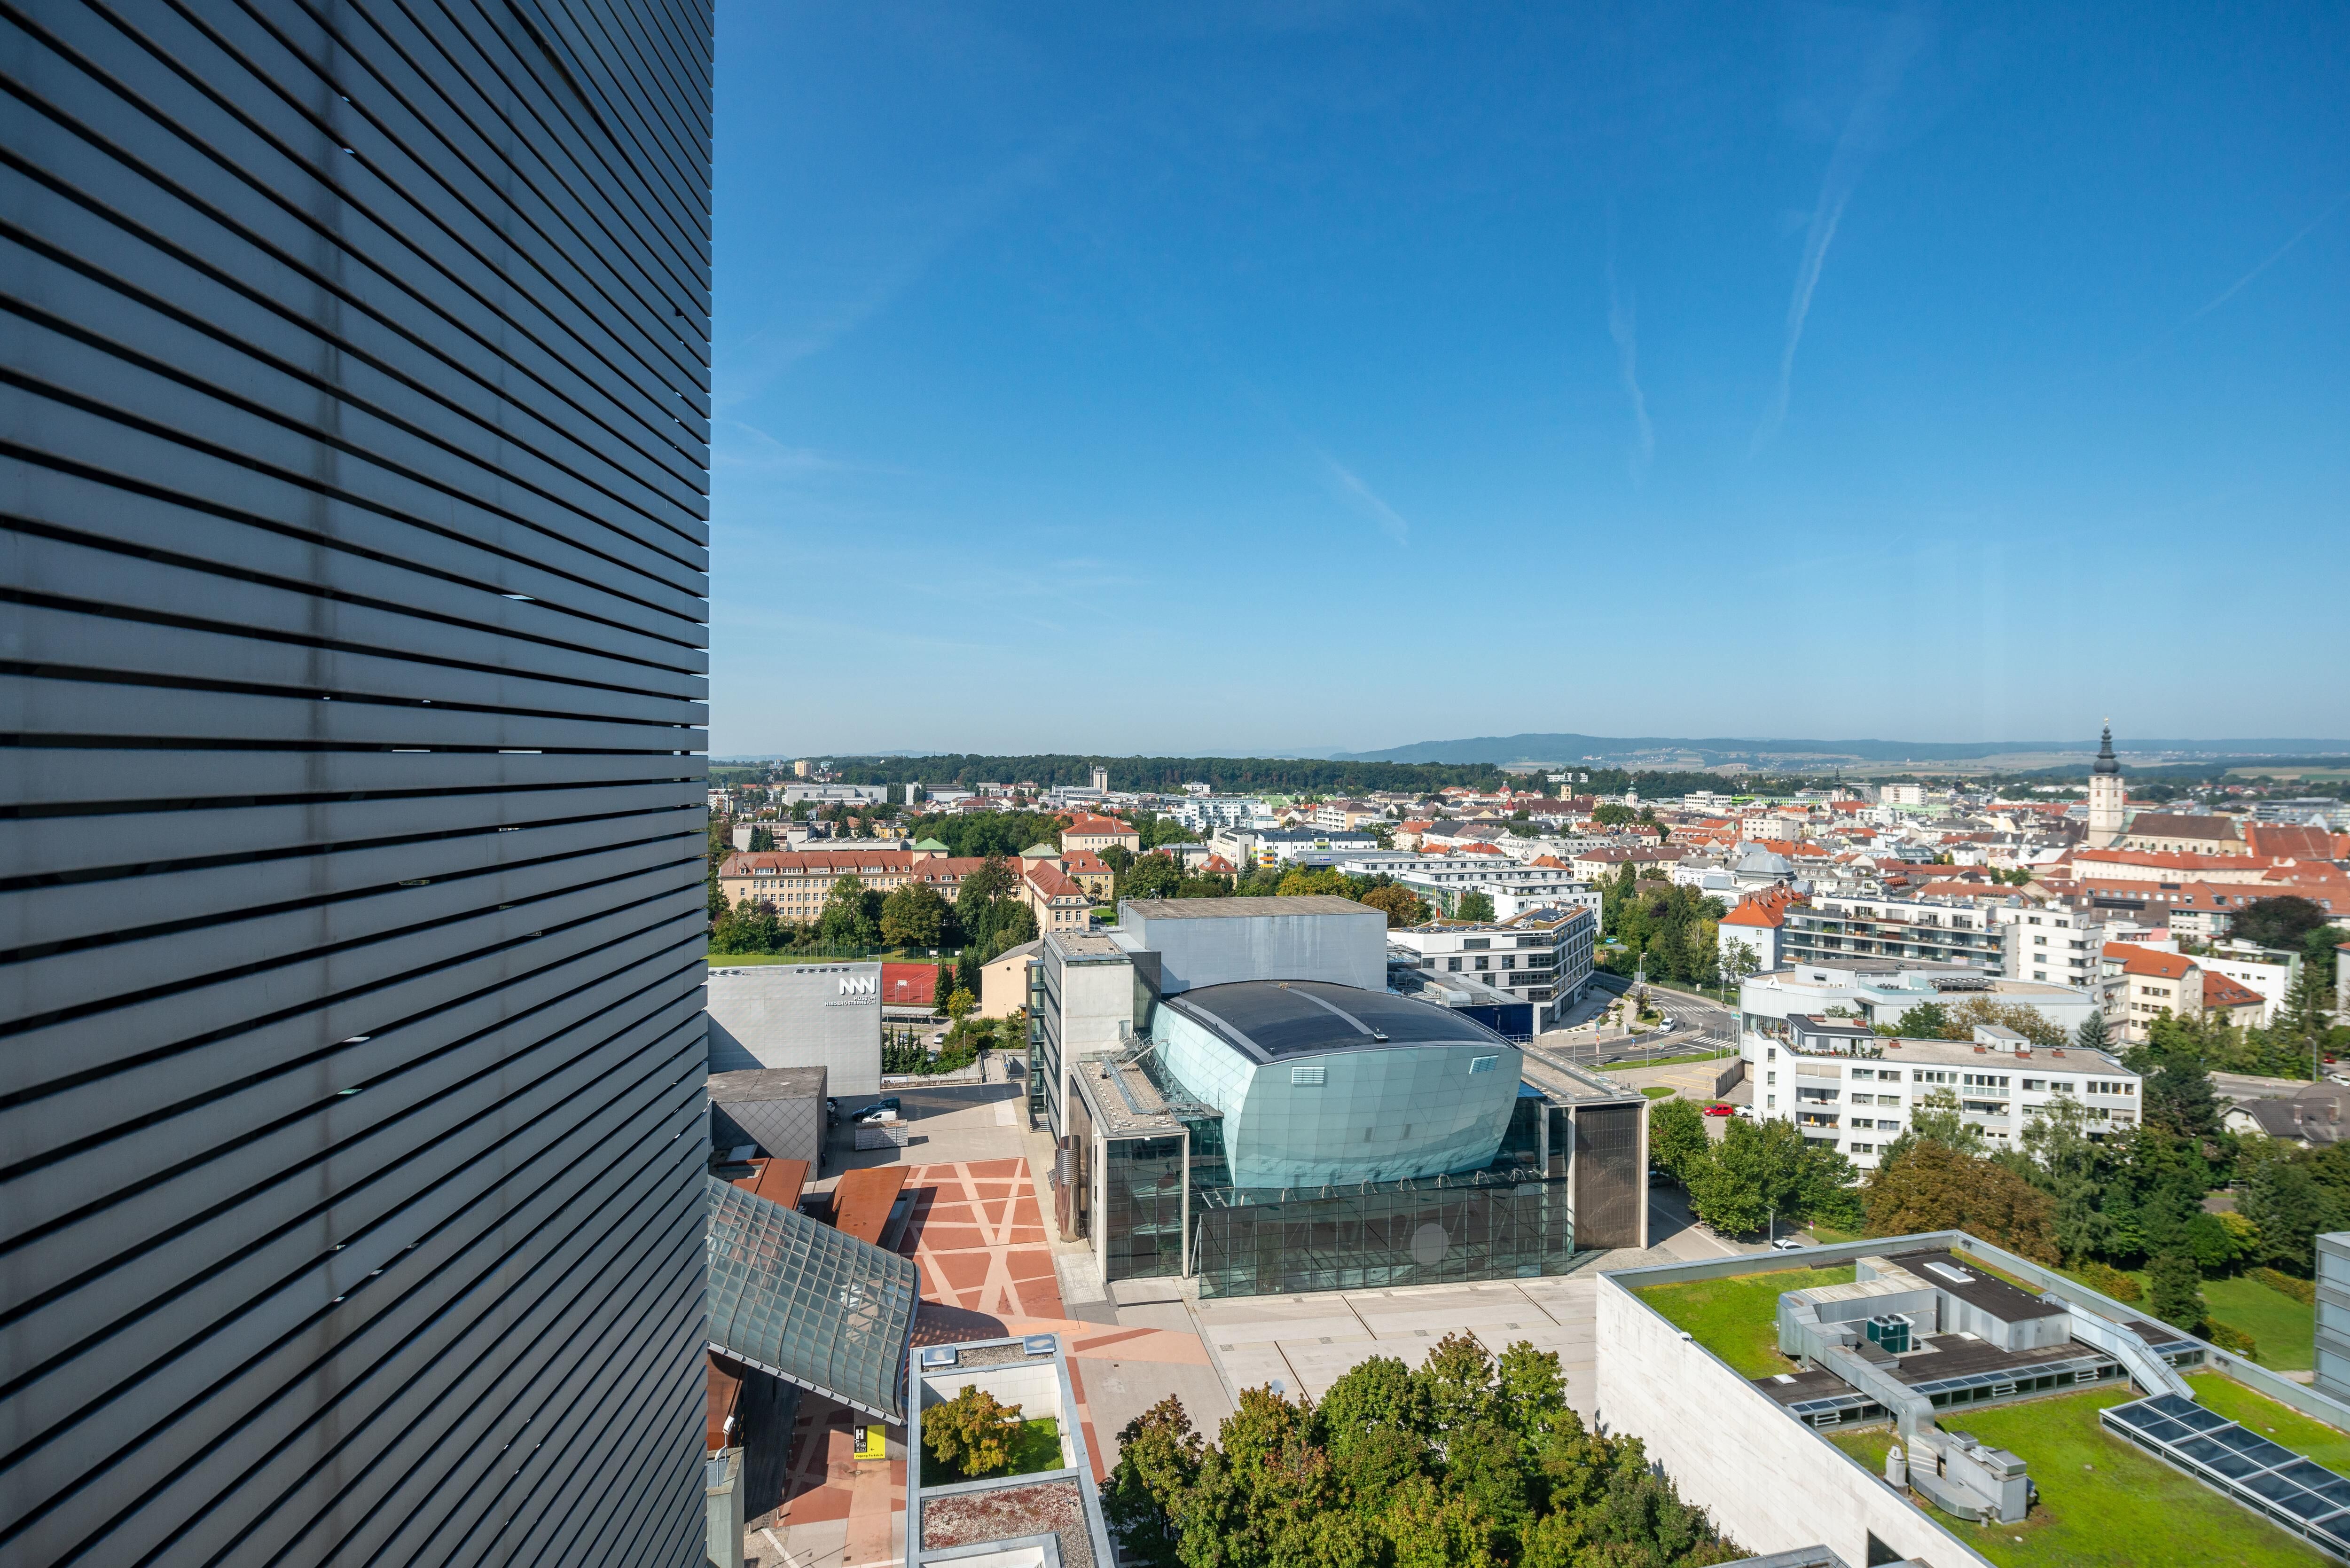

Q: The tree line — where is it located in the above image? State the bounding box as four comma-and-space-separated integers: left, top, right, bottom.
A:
1106, 1333, 1741, 1568
711, 862, 1040, 963
1598, 869, 1726, 989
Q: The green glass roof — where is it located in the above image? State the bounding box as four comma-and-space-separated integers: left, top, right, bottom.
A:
705, 1176, 920, 1421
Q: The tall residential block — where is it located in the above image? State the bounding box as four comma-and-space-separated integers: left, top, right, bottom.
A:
2, 4, 715, 1564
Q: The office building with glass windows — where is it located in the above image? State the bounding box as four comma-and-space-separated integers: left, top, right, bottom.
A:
0, 5, 715, 1563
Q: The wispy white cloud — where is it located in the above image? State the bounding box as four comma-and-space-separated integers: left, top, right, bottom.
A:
2183, 190, 2350, 325
1311, 447, 1411, 544
717, 143, 1069, 408
1605, 205, 1655, 486
711, 417, 850, 476
1753, 12, 1931, 454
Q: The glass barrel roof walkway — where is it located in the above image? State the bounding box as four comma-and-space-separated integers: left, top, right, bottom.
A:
2103, 1393, 2350, 1559
705, 1175, 921, 1422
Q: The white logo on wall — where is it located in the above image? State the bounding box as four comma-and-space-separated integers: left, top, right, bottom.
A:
839, 976, 875, 997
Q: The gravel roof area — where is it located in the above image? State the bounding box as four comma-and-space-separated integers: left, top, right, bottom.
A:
922, 1479, 1094, 1568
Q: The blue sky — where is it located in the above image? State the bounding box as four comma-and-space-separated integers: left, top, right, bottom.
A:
708, 3, 2350, 759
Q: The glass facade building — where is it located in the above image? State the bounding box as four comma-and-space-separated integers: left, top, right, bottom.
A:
1062, 988, 1644, 1297
0, 5, 714, 1563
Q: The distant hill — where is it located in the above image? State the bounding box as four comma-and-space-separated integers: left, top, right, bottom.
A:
1328, 732, 2350, 767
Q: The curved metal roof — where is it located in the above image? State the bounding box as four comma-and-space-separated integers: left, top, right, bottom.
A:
1166, 979, 1508, 1063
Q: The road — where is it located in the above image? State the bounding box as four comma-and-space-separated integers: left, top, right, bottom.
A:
1644, 1181, 1805, 1262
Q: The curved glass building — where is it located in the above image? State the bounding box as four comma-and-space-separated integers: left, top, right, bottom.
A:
1155, 981, 1524, 1188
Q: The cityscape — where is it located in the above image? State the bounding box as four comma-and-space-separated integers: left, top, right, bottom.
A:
4, 8, 2349, 1568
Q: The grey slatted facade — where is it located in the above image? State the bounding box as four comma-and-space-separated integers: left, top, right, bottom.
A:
1, 3, 714, 1565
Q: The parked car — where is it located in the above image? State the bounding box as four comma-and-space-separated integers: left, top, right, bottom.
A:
1648, 1168, 1677, 1186
1702, 1103, 1734, 1118
1769, 1237, 1805, 1252
848, 1096, 902, 1125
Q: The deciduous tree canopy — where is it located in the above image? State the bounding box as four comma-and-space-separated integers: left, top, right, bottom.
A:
1104, 1336, 1741, 1568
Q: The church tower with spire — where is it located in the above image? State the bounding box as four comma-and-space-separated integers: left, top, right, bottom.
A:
2086, 722, 2127, 847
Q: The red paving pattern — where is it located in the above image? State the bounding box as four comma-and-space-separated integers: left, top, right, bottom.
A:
772, 1158, 1072, 1538
898, 1157, 1066, 1325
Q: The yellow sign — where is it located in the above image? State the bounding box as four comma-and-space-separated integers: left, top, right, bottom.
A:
853, 1425, 888, 1461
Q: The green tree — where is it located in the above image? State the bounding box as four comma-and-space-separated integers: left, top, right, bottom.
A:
880, 881, 948, 950
2241, 1152, 2336, 1274
1884, 1086, 1986, 1158
1647, 1097, 1708, 1181
747, 824, 777, 851
2277, 961, 2337, 1066
2147, 1252, 2207, 1333
924, 1384, 1025, 1480
1886, 1002, 1950, 1039
1683, 1117, 1851, 1237
1106, 1398, 1203, 1568
2019, 1095, 2115, 1261
1591, 803, 1635, 828
1455, 891, 1496, 923
1121, 852, 1184, 902
2126, 1034, 2225, 1143
1277, 865, 1354, 898
2074, 1010, 2110, 1053
817, 874, 882, 947
1360, 883, 1432, 929
945, 987, 977, 1021
1862, 1138, 2060, 1262
2233, 896, 2332, 951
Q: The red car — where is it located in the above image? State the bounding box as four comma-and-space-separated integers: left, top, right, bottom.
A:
1702, 1103, 1735, 1118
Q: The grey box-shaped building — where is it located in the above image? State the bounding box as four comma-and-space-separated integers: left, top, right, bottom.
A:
710, 963, 885, 1097
710, 1067, 830, 1168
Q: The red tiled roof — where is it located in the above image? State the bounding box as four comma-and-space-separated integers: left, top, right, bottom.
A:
1723, 886, 1800, 927
2201, 973, 2264, 1009
2245, 823, 2337, 861
721, 850, 916, 877
1062, 849, 1112, 874
2105, 942, 2195, 979
1025, 863, 1088, 901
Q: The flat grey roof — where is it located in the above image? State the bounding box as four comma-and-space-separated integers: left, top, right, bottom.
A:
1123, 895, 1373, 919
1888, 1247, 2068, 1322
708, 1066, 828, 1103
1167, 979, 1507, 1063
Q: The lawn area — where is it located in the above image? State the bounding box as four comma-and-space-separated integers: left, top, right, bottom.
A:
1640, 1085, 1676, 1099
1826, 1424, 1896, 1476
2202, 1276, 2316, 1370
2188, 1372, 2350, 1472
1634, 1264, 1856, 1378
1602, 1051, 1730, 1072
921, 1418, 1065, 1486
1931, 1386, 2332, 1567
2041, 1262, 2315, 1372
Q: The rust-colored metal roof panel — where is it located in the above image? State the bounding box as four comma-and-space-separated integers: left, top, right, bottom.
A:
731, 1157, 810, 1213
830, 1165, 910, 1248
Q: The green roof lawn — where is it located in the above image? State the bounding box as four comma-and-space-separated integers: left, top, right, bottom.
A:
1634, 1264, 1856, 1379
922, 1417, 1065, 1487
1827, 1387, 2333, 1567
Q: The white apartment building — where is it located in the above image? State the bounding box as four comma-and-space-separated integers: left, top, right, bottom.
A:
1166, 795, 1265, 834
1387, 905, 1597, 1028
1334, 851, 1601, 921
1994, 903, 2103, 988
1738, 960, 2102, 1046
1748, 1014, 2141, 1170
